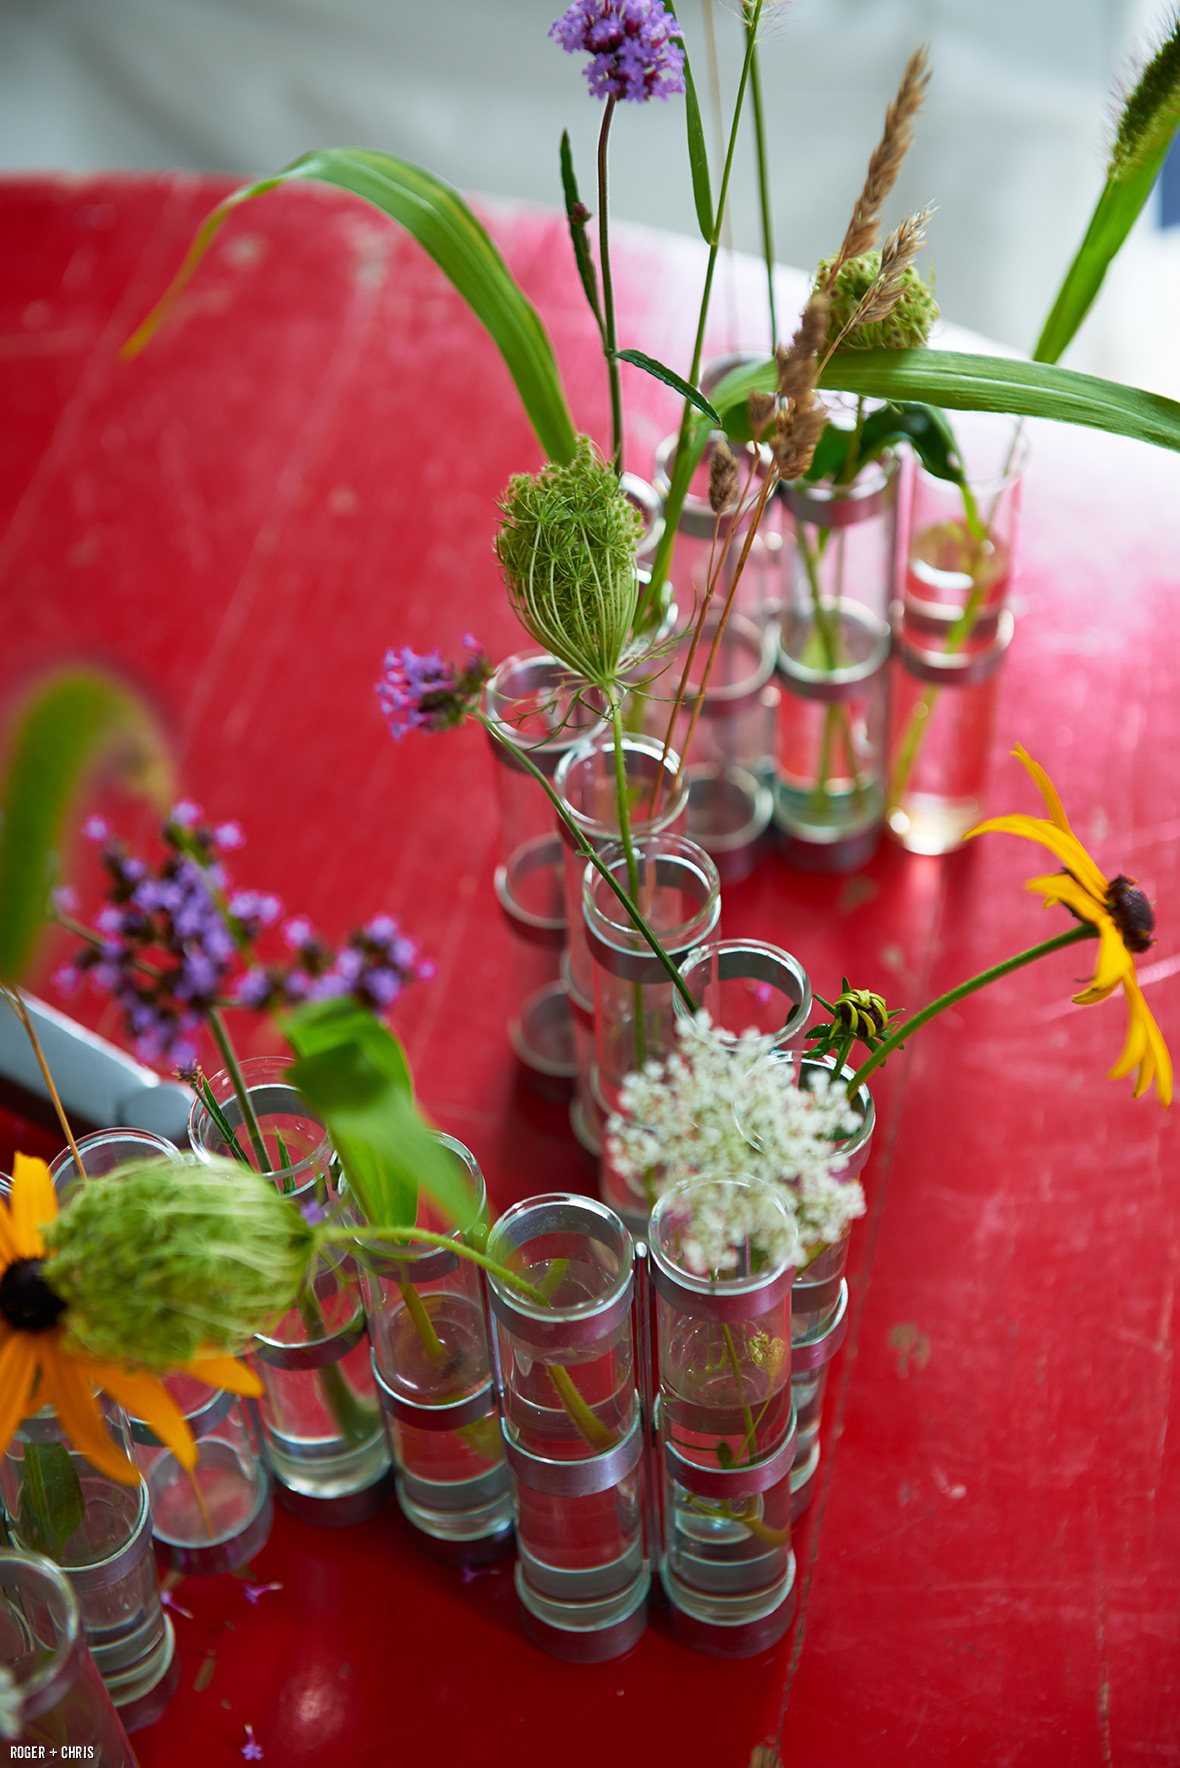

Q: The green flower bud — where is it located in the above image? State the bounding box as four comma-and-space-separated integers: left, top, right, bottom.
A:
494, 435, 642, 694
832, 985, 890, 1039
818, 250, 939, 351
43, 1157, 314, 1371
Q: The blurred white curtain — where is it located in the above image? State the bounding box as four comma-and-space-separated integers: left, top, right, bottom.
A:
0, 0, 1167, 372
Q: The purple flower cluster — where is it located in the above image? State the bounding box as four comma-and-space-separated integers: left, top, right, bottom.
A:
550, 0, 686, 102
234, 913, 435, 1015
375, 637, 491, 741
56, 804, 432, 1069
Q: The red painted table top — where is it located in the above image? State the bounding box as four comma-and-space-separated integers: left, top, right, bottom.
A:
1, 173, 1178, 1767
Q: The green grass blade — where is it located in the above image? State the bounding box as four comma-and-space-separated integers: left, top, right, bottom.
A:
818, 349, 1180, 454
559, 130, 603, 332
0, 671, 171, 983
1033, 159, 1160, 365
682, 55, 715, 241
125, 149, 577, 465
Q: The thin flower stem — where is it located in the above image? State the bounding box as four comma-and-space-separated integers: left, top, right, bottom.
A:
597, 95, 624, 476
1, 986, 84, 1174
186, 1468, 216, 1539
846, 923, 1097, 1096
206, 1009, 270, 1173
637, 0, 765, 625
473, 710, 698, 1015
745, 11, 777, 347
547, 1361, 618, 1453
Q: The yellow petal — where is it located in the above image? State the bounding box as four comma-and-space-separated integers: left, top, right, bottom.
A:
182, 1352, 264, 1398
1012, 746, 1073, 835
89, 1363, 197, 1472
37, 1344, 142, 1486
965, 814, 1110, 903
0, 1332, 38, 1463
1090, 917, 1136, 997
10, 1154, 57, 1260
1025, 872, 1107, 928
1110, 976, 1173, 1106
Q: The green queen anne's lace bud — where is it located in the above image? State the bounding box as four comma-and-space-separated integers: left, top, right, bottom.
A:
819, 249, 939, 351
43, 1156, 315, 1371
494, 435, 642, 695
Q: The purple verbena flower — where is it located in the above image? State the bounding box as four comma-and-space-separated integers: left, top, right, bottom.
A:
283, 917, 316, 952
375, 642, 491, 740
235, 968, 275, 1010
51, 884, 77, 914
170, 799, 202, 827
82, 815, 109, 842
550, 0, 686, 102
214, 821, 245, 850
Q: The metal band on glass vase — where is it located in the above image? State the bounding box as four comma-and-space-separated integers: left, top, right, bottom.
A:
674, 939, 812, 1064
253, 1303, 367, 1371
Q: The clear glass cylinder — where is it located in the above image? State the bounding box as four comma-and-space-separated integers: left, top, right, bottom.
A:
790, 1059, 875, 1520
902, 416, 1027, 656
486, 1195, 636, 1460
189, 1060, 391, 1524
886, 612, 1014, 856
673, 940, 811, 1068
484, 652, 606, 1097
48, 1127, 177, 1201
774, 599, 890, 872
0, 1549, 137, 1763
554, 732, 688, 1156
780, 449, 900, 627
649, 1179, 797, 1653
132, 1379, 272, 1576
653, 427, 784, 632
584, 835, 721, 1231
362, 1137, 512, 1564
486, 1195, 647, 1660
0, 1404, 175, 1731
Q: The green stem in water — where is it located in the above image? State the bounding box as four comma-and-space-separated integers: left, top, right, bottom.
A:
398, 1281, 445, 1361
846, 923, 1097, 1097
719, 1321, 758, 1464
547, 1362, 618, 1454
294, 1283, 378, 1449
317, 1227, 614, 1455
597, 95, 624, 476
207, 1008, 270, 1172
473, 709, 697, 1016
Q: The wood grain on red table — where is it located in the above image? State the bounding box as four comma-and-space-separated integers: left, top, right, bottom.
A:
1, 174, 1177, 1767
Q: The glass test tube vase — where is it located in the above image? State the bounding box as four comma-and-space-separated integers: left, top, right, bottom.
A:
0, 1548, 138, 1763
484, 650, 606, 1099
132, 1378, 272, 1576
649, 1178, 798, 1657
189, 1059, 391, 1525
0, 1404, 177, 1732
363, 1136, 513, 1566
790, 1059, 875, 1520
486, 1195, 648, 1662
584, 833, 721, 1234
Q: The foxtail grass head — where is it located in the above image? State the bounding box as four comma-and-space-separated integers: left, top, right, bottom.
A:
1109, 17, 1180, 179
43, 1156, 314, 1370
494, 436, 642, 696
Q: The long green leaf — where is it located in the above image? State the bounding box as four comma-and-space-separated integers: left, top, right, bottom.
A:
665, 2, 713, 241
616, 349, 719, 422
18, 1442, 85, 1560
0, 671, 170, 983
818, 349, 1180, 454
1036, 20, 1180, 364
124, 149, 578, 466
283, 1001, 474, 1231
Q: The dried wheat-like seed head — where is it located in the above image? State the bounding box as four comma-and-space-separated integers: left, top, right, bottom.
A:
708, 438, 741, 514
827, 45, 930, 284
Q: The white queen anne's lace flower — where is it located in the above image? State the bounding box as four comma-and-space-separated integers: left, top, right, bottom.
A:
608, 1013, 866, 1266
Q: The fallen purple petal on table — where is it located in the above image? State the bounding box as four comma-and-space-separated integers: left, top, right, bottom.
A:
242, 1581, 283, 1604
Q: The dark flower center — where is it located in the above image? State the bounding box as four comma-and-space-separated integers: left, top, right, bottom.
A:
0, 1258, 68, 1333
1106, 874, 1156, 954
